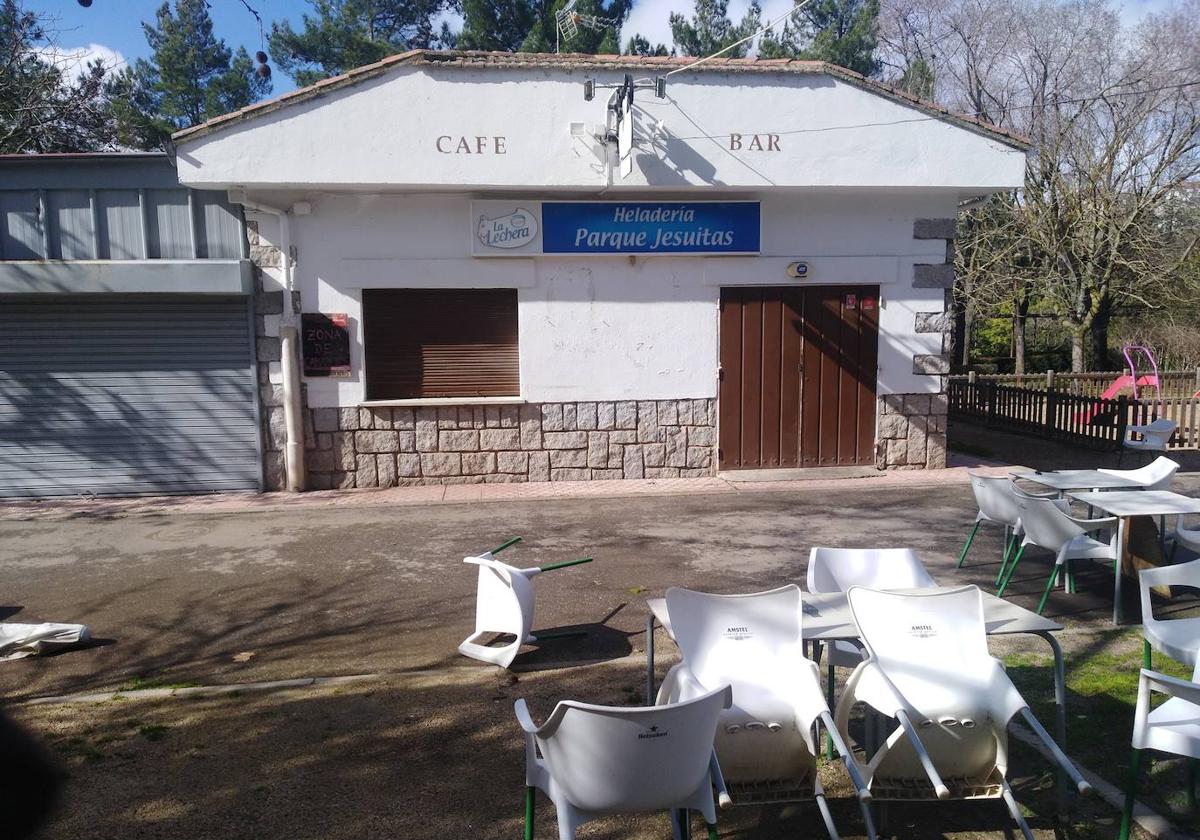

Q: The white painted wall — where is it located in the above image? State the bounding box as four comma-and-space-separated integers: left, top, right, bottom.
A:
252, 189, 956, 408
178, 64, 1026, 192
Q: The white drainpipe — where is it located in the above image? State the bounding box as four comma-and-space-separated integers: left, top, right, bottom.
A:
231, 190, 307, 492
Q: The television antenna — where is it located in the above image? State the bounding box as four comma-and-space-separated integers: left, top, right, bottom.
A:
555, 0, 615, 53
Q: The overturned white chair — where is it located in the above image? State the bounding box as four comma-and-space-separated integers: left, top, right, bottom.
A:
0, 622, 91, 661
834, 585, 1091, 840
515, 684, 732, 840
657, 585, 875, 839
457, 537, 593, 668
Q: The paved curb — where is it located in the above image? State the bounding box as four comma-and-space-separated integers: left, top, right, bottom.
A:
1011, 724, 1189, 840
0, 460, 1015, 521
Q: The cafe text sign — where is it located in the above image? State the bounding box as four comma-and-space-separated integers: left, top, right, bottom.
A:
472, 201, 760, 256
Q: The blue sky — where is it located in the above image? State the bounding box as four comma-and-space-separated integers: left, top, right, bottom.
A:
34, 0, 1180, 97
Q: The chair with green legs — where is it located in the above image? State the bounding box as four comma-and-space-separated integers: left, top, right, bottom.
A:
457, 537, 593, 669
514, 684, 732, 840
1133, 560, 1200, 814
1002, 495, 1118, 614
960, 473, 1024, 584
1118, 658, 1200, 840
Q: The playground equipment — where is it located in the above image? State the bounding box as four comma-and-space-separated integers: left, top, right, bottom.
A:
1075, 344, 1162, 425
457, 537, 593, 668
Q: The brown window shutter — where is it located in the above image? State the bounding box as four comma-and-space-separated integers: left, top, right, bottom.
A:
363, 289, 519, 399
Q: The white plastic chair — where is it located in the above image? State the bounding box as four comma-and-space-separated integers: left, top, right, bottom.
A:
1139, 558, 1200, 669
1118, 657, 1200, 840
834, 585, 1090, 840
1123, 418, 1177, 453
960, 473, 1025, 576
1176, 523, 1200, 558
0, 622, 91, 661
656, 585, 876, 840
1002, 495, 1118, 614
457, 538, 592, 668
515, 684, 732, 840
1099, 455, 1180, 490
807, 547, 937, 693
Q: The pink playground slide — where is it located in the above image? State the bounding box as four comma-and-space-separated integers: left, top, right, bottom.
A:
1073, 345, 1161, 424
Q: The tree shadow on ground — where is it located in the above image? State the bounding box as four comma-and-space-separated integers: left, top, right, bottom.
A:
16, 658, 1114, 840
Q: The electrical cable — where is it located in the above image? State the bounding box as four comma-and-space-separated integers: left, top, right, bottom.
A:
665, 0, 818, 77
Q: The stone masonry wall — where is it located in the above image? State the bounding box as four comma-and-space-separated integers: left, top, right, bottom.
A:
876, 392, 948, 469
302, 400, 717, 489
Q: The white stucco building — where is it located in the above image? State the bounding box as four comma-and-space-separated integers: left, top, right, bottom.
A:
173, 50, 1028, 491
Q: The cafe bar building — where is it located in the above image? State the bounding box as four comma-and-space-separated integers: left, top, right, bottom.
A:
173, 50, 1028, 491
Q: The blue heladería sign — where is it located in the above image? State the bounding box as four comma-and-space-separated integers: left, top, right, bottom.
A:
541, 201, 760, 254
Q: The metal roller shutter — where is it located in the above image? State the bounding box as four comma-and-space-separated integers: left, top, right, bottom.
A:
0, 296, 262, 498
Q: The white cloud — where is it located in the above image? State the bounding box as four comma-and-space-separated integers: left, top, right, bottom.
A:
1116, 0, 1177, 26
620, 0, 802, 54
39, 43, 126, 77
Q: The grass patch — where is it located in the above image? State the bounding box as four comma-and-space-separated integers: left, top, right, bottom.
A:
1004, 647, 1198, 834
116, 675, 200, 693
137, 724, 169, 742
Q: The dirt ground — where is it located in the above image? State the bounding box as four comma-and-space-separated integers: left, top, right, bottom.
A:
3, 475, 1199, 840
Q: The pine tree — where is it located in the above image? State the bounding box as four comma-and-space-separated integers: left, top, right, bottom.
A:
269, 0, 456, 87
108, 0, 270, 149
459, 0, 627, 54
757, 0, 880, 76
625, 34, 669, 56
669, 0, 761, 58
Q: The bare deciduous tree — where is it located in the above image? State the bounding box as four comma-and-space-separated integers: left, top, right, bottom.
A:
0, 0, 121, 153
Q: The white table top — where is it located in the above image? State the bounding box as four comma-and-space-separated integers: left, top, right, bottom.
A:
1068, 490, 1200, 517
1011, 470, 1146, 491
647, 587, 1063, 643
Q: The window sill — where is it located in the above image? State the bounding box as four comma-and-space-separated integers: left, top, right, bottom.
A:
359, 396, 526, 408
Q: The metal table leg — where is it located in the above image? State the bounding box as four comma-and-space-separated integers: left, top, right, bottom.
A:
1114, 516, 1128, 625
1035, 630, 1068, 810
646, 613, 656, 706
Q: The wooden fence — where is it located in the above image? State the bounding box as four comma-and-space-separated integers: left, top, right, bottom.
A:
948, 379, 1200, 451
949, 369, 1200, 399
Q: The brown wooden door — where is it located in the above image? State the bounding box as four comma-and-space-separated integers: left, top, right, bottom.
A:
718, 285, 879, 470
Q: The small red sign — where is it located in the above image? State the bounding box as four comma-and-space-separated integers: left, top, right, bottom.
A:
862, 297, 876, 311
845, 294, 858, 308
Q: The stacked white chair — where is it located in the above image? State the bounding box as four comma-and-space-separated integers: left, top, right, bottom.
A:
515, 684, 732, 840
656, 585, 876, 840
807, 548, 937, 717
834, 585, 1090, 840
457, 538, 592, 668
1118, 657, 1200, 840
1003, 494, 1118, 614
